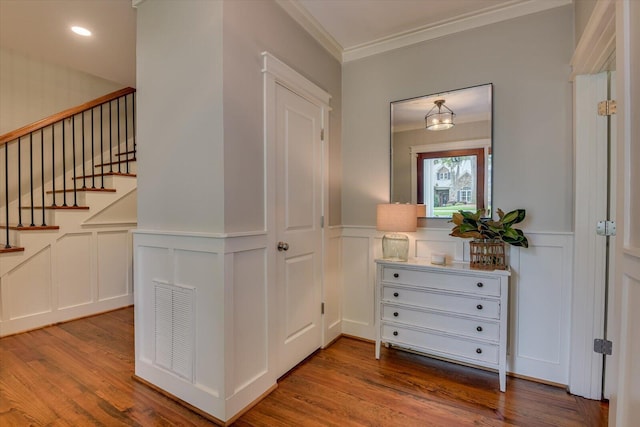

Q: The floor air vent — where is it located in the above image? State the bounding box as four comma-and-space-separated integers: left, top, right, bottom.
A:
154, 281, 195, 381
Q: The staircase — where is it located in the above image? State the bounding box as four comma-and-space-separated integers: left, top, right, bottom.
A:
0, 88, 137, 336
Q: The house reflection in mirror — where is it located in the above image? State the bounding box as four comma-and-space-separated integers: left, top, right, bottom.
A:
390, 84, 492, 218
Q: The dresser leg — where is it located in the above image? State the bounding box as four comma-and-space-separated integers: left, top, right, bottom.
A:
375, 340, 381, 359
499, 371, 506, 392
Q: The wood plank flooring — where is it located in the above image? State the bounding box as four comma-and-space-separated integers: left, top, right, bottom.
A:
0, 307, 608, 426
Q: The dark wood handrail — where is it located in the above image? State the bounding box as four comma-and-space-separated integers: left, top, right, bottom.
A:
0, 87, 136, 146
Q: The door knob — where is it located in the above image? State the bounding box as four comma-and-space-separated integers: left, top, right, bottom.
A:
277, 241, 289, 251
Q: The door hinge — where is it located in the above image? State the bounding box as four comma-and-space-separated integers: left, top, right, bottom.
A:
320, 128, 324, 141
598, 100, 617, 116
594, 338, 613, 355
596, 220, 617, 236
321, 215, 325, 228
321, 302, 325, 315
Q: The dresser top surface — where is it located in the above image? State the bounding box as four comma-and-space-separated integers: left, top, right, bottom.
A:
375, 258, 511, 277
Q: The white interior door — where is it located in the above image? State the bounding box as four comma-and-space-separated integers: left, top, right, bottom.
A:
275, 83, 323, 377
570, 72, 609, 399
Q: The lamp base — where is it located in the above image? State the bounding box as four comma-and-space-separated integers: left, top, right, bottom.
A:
382, 233, 410, 261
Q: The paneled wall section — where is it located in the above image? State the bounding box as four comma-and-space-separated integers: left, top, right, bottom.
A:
0, 227, 134, 336
133, 231, 274, 422
340, 226, 573, 386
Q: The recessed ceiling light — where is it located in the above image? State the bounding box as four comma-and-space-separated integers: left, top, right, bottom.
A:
71, 26, 92, 37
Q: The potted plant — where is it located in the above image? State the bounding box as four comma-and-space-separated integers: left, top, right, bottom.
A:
449, 208, 529, 269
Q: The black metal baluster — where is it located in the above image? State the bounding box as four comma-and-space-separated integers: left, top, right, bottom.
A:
62, 120, 67, 207
132, 93, 136, 156
4, 142, 11, 248
117, 97, 122, 173
124, 95, 129, 174
100, 104, 105, 188
40, 128, 46, 226
91, 108, 95, 189
17, 137, 22, 227
72, 115, 78, 207
51, 125, 56, 207
81, 111, 86, 189
109, 101, 114, 173
29, 132, 35, 226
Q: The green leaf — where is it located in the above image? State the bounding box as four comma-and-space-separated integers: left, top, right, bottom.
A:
501, 209, 526, 226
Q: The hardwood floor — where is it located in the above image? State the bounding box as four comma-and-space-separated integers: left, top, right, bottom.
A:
0, 307, 608, 426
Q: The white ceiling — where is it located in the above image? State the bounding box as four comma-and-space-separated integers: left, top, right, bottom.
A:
299, 0, 521, 49
0, 0, 136, 87
0, 0, 571, 88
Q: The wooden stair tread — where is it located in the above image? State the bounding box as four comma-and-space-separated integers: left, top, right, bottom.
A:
96, 158, 136, 167
73, 172, 136, 179
21, 205, 90, 210
0, 246, 25, 253
116, 150, 136, 157
46, 188, 116, 194
2, 225, 60, 231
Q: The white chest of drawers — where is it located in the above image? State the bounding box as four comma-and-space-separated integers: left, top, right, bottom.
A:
375, 258, 511, 392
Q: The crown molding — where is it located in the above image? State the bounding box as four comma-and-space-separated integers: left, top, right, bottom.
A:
570, 0, 615, 80
275, 0, 343, 62
343, 0, 572, 62
131, 0, 146, 7
278, 0, 572, 63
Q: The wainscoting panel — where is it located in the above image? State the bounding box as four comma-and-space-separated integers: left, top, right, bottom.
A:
324, 227, 343, 345
97, 230, 132, 301
0, 224, 135, 337
341, 232, 375, 338
340, 226, 573, 385
56, 233, 92, 309
134, 236, 224, 413
133, 230, 275, 422
232, 248, 268, 394
4, 247, 52, 320
509, 233, 573, 384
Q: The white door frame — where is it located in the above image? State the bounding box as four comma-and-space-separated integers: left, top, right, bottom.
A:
610, 1, 640, 425
571, 3, 640, 424
569, 0, 617, 400
262, 52, 332, 374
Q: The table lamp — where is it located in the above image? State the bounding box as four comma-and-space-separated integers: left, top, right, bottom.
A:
376, 203, 418, 261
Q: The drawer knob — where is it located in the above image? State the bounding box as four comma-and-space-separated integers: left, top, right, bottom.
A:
476, 326, 483, 332
393, 312, 399, 317
393, 273, 399, 278
393, 331, 399, 336
393, 292, 399, 297
477, 304, 483, 310
477, 282, 484, 288
476, 348, 482, 354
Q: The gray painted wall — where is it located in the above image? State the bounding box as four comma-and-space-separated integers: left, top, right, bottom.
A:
222, 0, 342, 232
342, 6, 574, 232
136, 0, 225, 232
136, 0, 342, 233
0, 47, 123, 135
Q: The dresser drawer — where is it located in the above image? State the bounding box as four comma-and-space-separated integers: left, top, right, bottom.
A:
382, 305, 500, 342
382, 286, 500, 319
382, 267, 500, 297
381, 324, 499, 365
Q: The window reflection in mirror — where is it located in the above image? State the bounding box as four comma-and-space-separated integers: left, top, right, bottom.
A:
391, 84, 492, 218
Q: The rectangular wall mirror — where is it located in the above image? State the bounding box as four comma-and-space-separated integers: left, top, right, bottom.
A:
390, 83, 493, 218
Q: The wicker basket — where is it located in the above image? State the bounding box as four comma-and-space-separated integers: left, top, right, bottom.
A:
469, 239, 507, 270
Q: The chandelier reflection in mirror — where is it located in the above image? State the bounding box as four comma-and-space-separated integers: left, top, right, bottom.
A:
425, 99, 455, 130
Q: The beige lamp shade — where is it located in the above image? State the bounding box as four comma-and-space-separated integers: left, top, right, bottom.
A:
416, 204, 427, 218
376, 203, 417, 232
